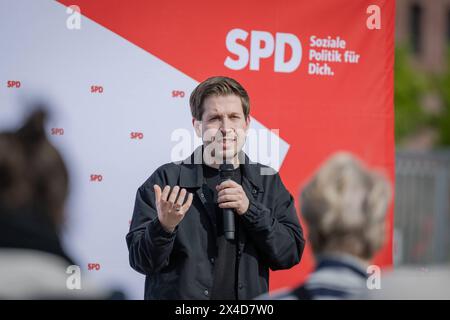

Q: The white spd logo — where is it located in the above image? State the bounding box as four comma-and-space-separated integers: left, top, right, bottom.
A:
224, 28, 302, 73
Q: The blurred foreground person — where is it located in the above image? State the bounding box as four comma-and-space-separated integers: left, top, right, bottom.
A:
0, 109, 121, 299
258, 152, 391, 300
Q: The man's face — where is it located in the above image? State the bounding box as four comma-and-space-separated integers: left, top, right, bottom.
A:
193, 94, 250, 163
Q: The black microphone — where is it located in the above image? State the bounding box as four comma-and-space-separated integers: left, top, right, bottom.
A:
219, 163, 235, 240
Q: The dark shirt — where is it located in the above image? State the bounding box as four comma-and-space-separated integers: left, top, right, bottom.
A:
202, 164, 242, 300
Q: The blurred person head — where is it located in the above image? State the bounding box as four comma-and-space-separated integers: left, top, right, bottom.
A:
0, 108, 124, 299
0, 109, 68, 231
190, 76, 251, 166
255, 152, 392, 300
300, 152, 391, 262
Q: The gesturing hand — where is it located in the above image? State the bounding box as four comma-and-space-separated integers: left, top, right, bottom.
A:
154, 185, 193, 233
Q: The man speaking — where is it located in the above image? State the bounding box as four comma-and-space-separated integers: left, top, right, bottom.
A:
126, 76, 305, 299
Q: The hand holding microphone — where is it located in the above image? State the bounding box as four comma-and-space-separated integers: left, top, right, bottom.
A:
217, 164, 250, 240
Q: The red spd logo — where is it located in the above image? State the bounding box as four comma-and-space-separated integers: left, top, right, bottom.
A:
51, 128, 64, 135
90, 174, 103, 182
87, 263, 101, 271
91, 85, 103, 93
7, 80, 21, 88
130, 132, 144, 140
172, 90, 185, 98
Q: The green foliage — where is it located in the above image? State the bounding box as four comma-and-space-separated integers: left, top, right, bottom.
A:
435, 48, 450, 146
394, 45, 431, 143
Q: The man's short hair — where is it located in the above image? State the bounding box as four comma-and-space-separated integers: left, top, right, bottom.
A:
189, 76, 250, 121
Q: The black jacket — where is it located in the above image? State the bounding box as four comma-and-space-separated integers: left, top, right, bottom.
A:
126, 147, 305, 299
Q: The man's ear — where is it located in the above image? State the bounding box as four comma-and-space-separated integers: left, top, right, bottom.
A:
244, 115, 251, 132
193, 118, 202, 138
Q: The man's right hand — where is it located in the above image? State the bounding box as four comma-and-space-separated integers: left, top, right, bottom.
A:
153, 185, 193, 233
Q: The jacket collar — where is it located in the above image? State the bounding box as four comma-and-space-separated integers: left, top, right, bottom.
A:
178, 145, 265, 192
315, 253, 368, 279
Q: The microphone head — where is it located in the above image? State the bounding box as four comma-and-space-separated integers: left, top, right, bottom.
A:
219, 163, 235, 180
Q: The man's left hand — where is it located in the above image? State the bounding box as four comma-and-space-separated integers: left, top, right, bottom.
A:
216, 180, 249, 215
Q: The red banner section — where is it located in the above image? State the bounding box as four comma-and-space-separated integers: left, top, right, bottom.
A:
59, 0, 395, 291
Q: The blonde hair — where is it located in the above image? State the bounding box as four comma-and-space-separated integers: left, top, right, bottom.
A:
301, 152, 391, 260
